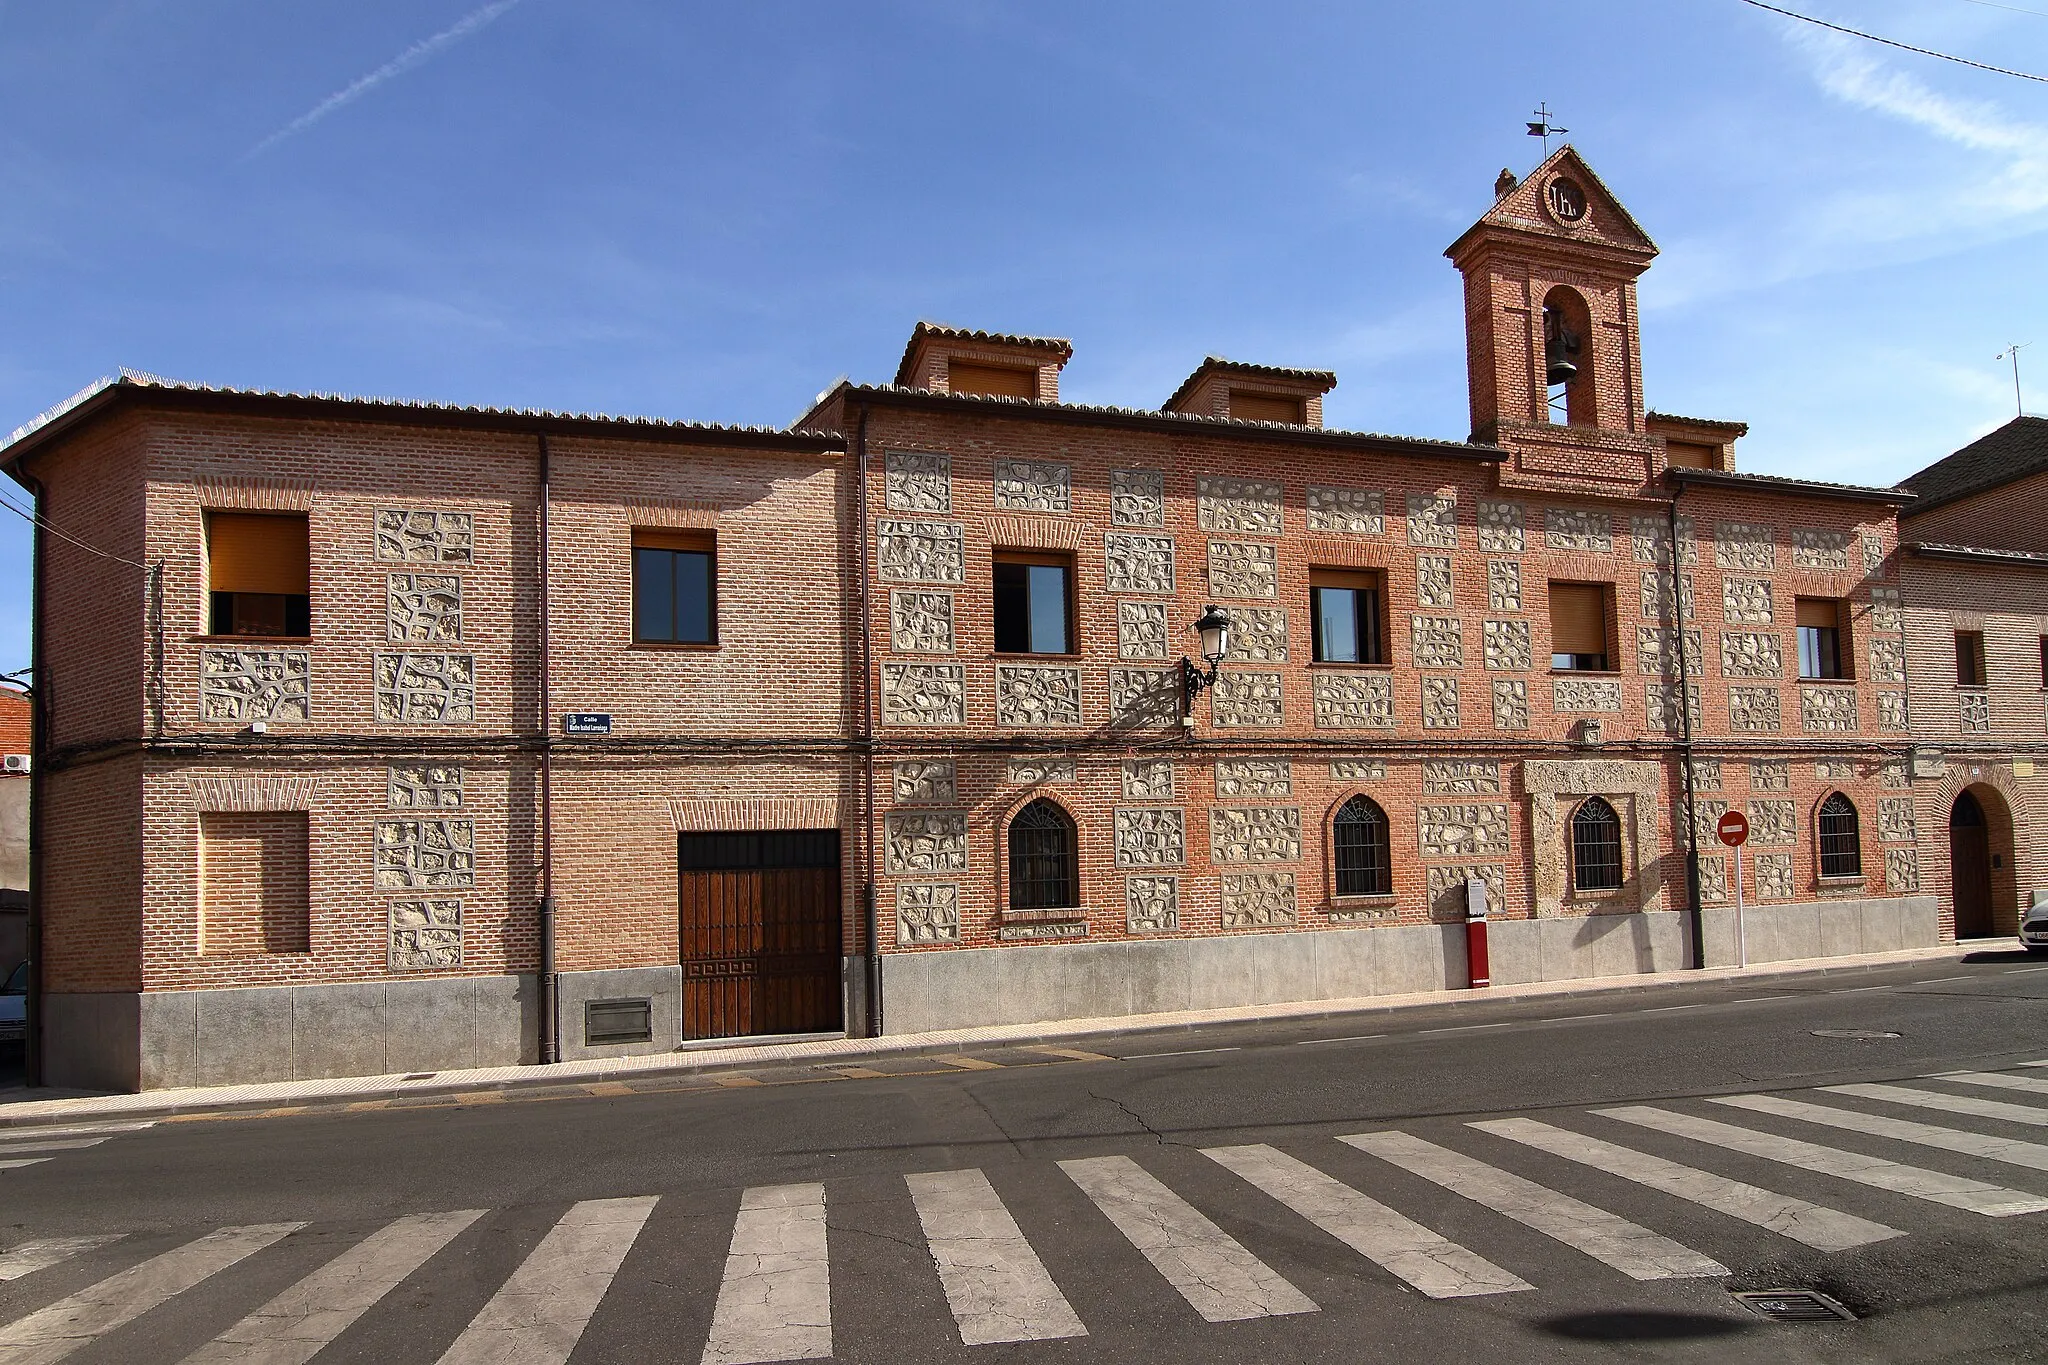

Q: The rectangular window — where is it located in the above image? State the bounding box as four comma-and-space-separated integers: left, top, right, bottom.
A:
1955, 630, 1986, 686
2039, 636, 2047, 689
206, 512, 310, 637
1229, 390, 1306, 424
1664, 440, 1718, 469
1310, 569, 1386, 665
1797, 598, 1846, 680
993, 552, 1073, 654
633, 529, 716, 645
948, 361, 1037, 399
1548, 581, 1611, 670
198, 811, 310, 956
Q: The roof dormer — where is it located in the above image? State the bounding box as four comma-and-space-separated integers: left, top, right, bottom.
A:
1646, 412, 1747, 473
893, 323, 1072, 402
1163, 358, 1336, 427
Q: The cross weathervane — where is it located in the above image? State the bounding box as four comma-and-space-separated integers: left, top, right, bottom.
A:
1527, 104, 1569, 156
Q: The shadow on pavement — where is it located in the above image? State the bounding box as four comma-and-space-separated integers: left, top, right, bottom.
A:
1960, 947, 2040, 964
1535, 1310, 1753, 1342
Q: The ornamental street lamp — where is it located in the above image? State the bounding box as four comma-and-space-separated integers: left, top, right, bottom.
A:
1179, 604, 1232, 725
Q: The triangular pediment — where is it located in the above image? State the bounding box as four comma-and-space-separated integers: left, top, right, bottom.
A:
1449, 146, 1657, 260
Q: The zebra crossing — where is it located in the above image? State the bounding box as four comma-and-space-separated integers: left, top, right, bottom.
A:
1, 1062, 2045, 1361
0, 1122, 154, 1175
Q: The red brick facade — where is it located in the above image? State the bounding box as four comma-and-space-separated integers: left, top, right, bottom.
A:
4, 148, 1957, 1089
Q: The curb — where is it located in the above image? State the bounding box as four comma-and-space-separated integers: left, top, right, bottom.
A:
0, 943, 1980, 1129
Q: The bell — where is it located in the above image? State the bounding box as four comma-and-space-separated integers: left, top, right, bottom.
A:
1543, 305, 1580, 387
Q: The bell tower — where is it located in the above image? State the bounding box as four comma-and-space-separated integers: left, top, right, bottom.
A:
1446, 146, 1661, 494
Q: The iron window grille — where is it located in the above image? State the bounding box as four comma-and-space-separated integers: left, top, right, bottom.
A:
1333, 795, 1392, 897
1571, 796, 1625, 893
1818, 793, 1863, 878
1008, 798, 1078, 910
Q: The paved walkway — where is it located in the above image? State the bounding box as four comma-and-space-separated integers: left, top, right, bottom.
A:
0, 943, 1973, 1127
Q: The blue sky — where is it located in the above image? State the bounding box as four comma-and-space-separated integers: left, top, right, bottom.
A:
3, 0, 2046, 673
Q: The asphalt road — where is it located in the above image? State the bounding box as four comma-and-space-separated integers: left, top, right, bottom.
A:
2, 949, 2046, 1363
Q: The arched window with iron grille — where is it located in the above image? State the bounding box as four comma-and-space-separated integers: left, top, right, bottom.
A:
1570, 796, 1625, 892
1333, 795, 1392, 897
1818, 793, 1863, 878
1008, 798, 1078, 911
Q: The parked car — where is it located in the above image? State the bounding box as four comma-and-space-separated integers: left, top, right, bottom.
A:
2023, 893, 2048, 957
0, 961, 24, 1042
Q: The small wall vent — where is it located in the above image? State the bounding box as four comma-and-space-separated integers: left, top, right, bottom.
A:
585, 997, 653, 1046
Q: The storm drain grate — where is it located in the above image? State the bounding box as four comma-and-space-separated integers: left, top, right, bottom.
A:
1732, 1290, 1857, 1322
1811, 1029, 1900, 1040
400, 1073, 438, 1082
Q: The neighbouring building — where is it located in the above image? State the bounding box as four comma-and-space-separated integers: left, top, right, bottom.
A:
0, 687, 26, 978
1896, 415, 2048, 941
3, 148, 1942, 1091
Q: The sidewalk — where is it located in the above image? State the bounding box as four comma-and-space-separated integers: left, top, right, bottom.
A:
0, 943, 1974, 1128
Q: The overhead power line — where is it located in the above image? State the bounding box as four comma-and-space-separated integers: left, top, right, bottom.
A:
1737, 0, 2048, 82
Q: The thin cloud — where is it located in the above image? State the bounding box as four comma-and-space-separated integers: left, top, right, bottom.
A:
1649, 26, 2048, 309
243, 0, 523, 160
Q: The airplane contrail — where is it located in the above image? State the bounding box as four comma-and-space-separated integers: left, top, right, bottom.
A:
243, 0, 524, 160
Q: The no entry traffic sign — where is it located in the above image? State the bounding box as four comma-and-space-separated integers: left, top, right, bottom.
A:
1717, 809, 1750, 847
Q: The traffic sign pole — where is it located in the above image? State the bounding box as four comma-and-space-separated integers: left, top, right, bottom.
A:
1715, 809, 1751, 970
1734, 842, 1746, 970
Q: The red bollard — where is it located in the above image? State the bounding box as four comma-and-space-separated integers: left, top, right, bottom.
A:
1464, 875, 1491, 989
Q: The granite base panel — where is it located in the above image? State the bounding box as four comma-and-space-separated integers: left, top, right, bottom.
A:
1699, 895, 1939, 966
878, 898, 1937, 1035
44, 976, 540, 1092
555, 959, 865, 1061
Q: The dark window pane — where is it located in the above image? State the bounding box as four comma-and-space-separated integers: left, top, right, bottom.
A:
1009, 799, 1077, 910
1027, 563, 1070, 654
1571, 797, 1624, 892
635, 548, 676, 642
1800, 626, 1841, 679
993, 561, 1030, 654
678, 829, 839, 871
1333, 796, 1390, 896
1554, 652, 1609, 671
210, 593, 234, 636
1361, 589, 1384, 664
674, 551, 713, 643
1819, 794, 1862, 877
230, 592, 290, 636
1313, 587, 1359, 663
283, 594, 311, 637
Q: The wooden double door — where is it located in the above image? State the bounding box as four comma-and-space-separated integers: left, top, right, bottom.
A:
678, 830, 843, 1040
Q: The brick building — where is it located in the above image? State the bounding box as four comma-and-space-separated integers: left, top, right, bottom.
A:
1896, 415, 2048, 941
0, 687, 26, 978
4, 148, 1940, 1091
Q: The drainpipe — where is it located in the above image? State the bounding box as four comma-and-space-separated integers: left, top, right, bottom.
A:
1667, 493, 1706, 969
854, 402, 881, 1038
537, 433, 558, 1064
20, 468, 46, 1087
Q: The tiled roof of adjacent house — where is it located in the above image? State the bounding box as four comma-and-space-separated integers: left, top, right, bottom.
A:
1898, 415, 2048, 515
1, 370, 842, 470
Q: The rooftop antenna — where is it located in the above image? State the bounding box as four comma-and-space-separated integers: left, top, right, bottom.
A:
1526, 104, 1569, 157
1996, 342, 2030, 417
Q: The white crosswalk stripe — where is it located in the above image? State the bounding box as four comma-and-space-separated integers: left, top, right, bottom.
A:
1340, 1130, 1727, 1280
438, 1197, 656, 1365
1060, 1154, 1317, 1322
0, 1124, 154, 1142
1932, 1070, 2048, 1099
1210, 1142, 1530, 1297
0, 1143, 107, 1156
1471, 1117, 1902, 1251
0, 1223, 303, 1365
187, 1210, 482, 1365
1596, 1105, 2048, 1217
0, 1162, 49, 1173
1824, 1082, 2048, 1127
0, 1239, 122, 1286
1711, 1093, 2048, 1172
906, 1169, 1086, 1345
700, 1185, 831, 1365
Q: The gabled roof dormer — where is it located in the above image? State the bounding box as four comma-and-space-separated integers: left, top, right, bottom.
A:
894, 323, 1072, 403
1163, 358, 1336, 427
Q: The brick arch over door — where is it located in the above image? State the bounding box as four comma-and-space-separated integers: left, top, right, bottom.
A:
1925, 762, 2034, 939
